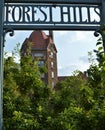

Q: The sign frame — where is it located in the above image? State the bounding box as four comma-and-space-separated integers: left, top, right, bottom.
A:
4, 3, 101, 31
5, 0, 102, 4
0, 0, 105, 130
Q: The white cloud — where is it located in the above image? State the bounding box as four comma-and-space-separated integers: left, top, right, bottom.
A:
79, 55, 89, 63
54, 31, 68, 36
58, 54, 93, 76
4, 52, 20, 63
58, 60, 91, 76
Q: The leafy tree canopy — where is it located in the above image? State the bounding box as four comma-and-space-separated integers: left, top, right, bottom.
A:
3, 31, 105, 129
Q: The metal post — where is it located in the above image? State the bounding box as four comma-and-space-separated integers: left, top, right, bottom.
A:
101, 0, 105, 51
0, 0, 4, 130
102, 0, 105, 22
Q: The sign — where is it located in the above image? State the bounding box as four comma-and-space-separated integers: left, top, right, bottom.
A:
0, 0, 105, 130
4, 3, 101, 30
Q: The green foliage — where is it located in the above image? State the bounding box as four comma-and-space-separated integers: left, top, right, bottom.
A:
3, 46, 51, 130
3, 30, 105, 130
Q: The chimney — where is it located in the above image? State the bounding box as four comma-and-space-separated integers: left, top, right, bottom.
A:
49, 30, 54, 41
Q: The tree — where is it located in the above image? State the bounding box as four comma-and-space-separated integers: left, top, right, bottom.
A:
3, 48, 51, 130
3, 31, 105, 129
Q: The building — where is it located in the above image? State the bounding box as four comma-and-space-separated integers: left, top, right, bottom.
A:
21, 30, 58, 88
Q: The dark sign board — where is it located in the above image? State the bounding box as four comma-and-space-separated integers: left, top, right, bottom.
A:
4, 3, 101, 30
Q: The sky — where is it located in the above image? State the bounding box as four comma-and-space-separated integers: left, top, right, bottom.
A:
4, 30, 99, 76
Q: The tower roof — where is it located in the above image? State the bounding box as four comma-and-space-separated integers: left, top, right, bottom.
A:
21, 30, 57, 51
29, 30, 48, 49
21, 30, 57, 52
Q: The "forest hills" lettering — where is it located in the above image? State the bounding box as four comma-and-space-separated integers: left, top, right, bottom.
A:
4, 4, 100, 25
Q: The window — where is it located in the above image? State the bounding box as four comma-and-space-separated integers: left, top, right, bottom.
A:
38, 61, 44, 66
23, 52, 26, 56
49, 52, 53, 58
52, 82, 55, 89
33, 53, 44, 57
51, 52, 53, 56
52, 71, 54, 78
41, 73, 45, 78
51, 62, 54, 68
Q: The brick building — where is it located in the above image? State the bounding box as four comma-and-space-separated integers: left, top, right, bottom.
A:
21, 30, 58, 88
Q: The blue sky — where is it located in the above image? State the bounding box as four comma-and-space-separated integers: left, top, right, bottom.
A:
4, 30, 98, 76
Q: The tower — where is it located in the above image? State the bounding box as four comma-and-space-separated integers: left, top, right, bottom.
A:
21, 30, 58, 88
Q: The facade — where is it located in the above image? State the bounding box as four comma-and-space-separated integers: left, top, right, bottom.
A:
21, 30, 58, 88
